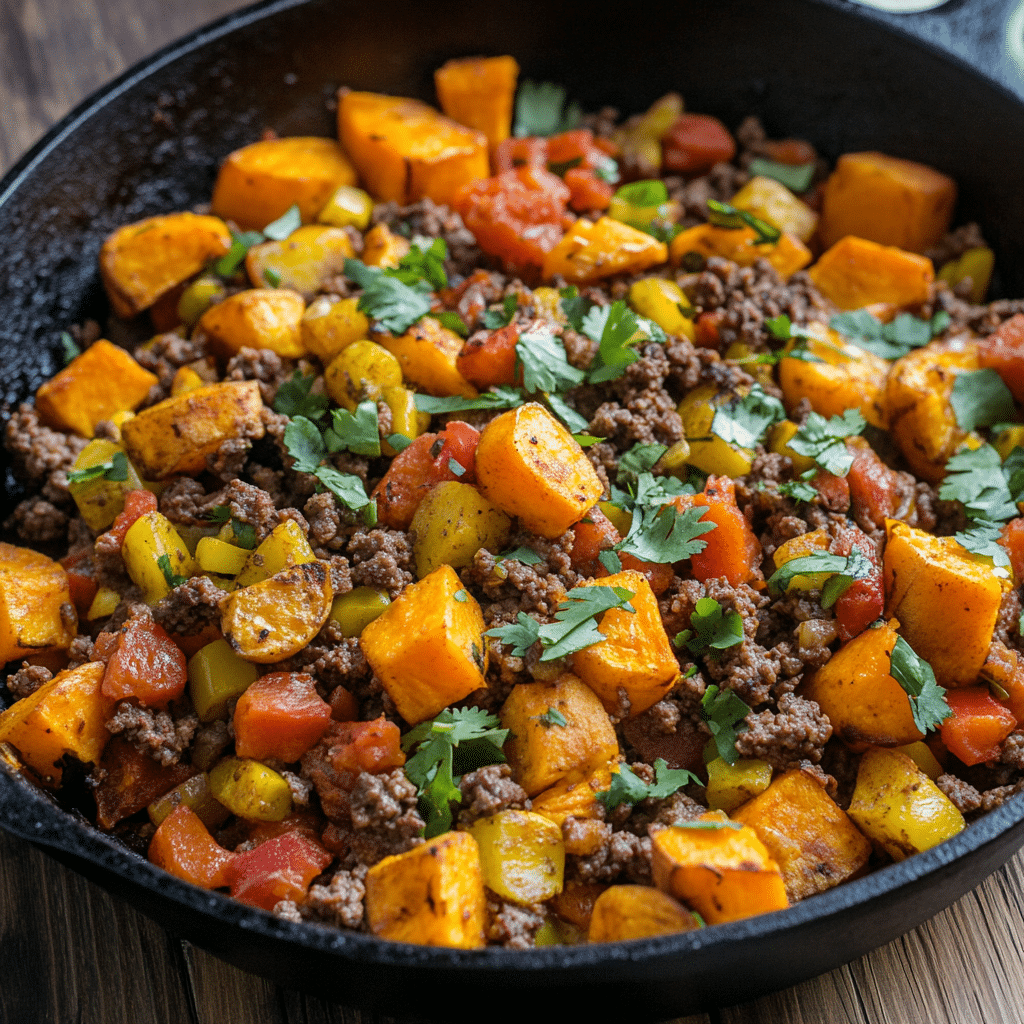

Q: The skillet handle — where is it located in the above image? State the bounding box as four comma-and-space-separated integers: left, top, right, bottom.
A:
839, 0, 1024, 100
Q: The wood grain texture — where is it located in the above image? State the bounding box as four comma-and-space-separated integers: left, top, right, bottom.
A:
2, 2, 1024, 1022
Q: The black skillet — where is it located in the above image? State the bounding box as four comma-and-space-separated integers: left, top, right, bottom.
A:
3, 0, 1024, 1018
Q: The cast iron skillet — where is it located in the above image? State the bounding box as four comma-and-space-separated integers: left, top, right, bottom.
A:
3, 0, 1024, 1018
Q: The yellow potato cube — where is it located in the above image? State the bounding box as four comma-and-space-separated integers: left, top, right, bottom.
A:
245, 224, 354, 295
0, 543, 76, 663
316, 184, 374, 231
627, 278, 696, 340
530, 761, 616, 827
361, 223, 411, 269
208, 756, 292, 821
121, 511, 195, 605
542, 217, 668, 285
466, 809, 565, 904
324, 340, 403, 412
301, 296, 370, 365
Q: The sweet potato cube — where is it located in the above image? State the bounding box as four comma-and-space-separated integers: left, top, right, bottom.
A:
244, 224, 354, 296
475, 402, 603, 539
588, 885, 699, 943
220, 561, 333, 664
803, 618, 922, 748
543, 216, 668, 285
0, 662, 112, 785
669, 223, 811, 279
729, 175, 818, 243
198, 288, 306, 359
337, 91, 489, 207
364, 830, 486, 948
806, 236, 934, 311
100, 212, 232, 318
0, 543, 77, 663
359, 564, 488, 724
501, 673, 619, 797
651, 814, 790, 925
120, 380, 264, 480
211, 136, 358, 231
434, 56, 520, 151
883, 520, 1007, 688
466, 809, 565, 904
732, 770, 872, 902
570, 570, 679, 718
380, 316, 477, 399
847, 747, 964, 861
819, 151, 957, 253
529, 760, 616, 827
35, 339, 158, 438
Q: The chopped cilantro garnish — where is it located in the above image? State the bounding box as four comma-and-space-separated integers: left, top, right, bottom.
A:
322, 400, 381, 458
344, 257, 433, 334
706, 199, 780, 245
700, 685, 751, 766
766, 550, 874, 603
481, 295, 518, 330
609, 470, 691, 517
544, 391, 590, 434
263, 268, 282, 288
583, 300, 666, 384
889, 636, 952, 734
777, 478, 819, 503
761, 314, 824, 363
572, 433, 604, 447
746, 157, 815, 193
598, 549, 623, 574
954, 519, 1011, 572
710, 384, 786, 450
66, 450, 129, 485
156, 553, 187, 589
385, 433, 414, 453
516, 326, 585, 394
538, 707, 568, 728
205, 505, 232, 524
939, 444, 1023, 523
830, 309, 949, 360
230, 519, 256, 550
558, 286, 590, 331
595, 759, 699, 811
413, 386, 523, 415
617, 443, 669, 486
402, 707, 509, 838
484, 585, 636, 662
273, 370, 329, 421
427, 311, 469, 337
615, 503, 716, 565
448, 457, 467, 477
388, 238, 448, 290
786, 409, 866, 476
60, 331, 80, 365
950, 369, 1017, 432
262, 204, 302, 241
513, 80, 582, 138
214, 228, 265, 277
453, 589, 469, 603
675, 597, 744, 658
614, 179, 670, 209
497, 546, 543, 565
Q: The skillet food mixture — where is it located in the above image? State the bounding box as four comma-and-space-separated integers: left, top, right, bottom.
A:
5, 56, 1024, 948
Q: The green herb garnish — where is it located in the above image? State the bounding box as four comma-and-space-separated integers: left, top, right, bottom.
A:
595, 759, 699, 811
888, 636, 953, 734
675, 597, 744, 657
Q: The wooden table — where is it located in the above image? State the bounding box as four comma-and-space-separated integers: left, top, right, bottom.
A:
2, 2, 1024, 1021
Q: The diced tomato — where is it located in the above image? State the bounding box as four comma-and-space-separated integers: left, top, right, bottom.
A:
1000, 518, 1024, 583
438, 268, 492, 317
830, 523, 884, 642
326, 717, 406, 775
846, 436, 910, 532
570, 506, 621, 577
149, 805, 235, 889
234, 672, 333, 763
761, 138, 817, 167
245, 810, 324, 848
811, 469, 850, 512
493, 135, 547, 173
977, 313, 1024, 403
562, 166, 614, 212
92, 629, 123, 663
940, 687, 1017, 766
169, 623, 223, 659
60, 551, 99, 617
694, 310, 725, 350
97, 489, 158, 550
329, 685, 360, 722
618, 552, 675, 596
671, 476, 761, 586
457, 323, 521, 389
661, 114, 736, 175
432, 420, 480, 482
101, 616, 188, 708
228, 831, 332, 911
96, 736, 197, 829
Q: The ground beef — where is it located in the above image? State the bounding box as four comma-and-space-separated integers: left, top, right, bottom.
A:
6, 664, 52, 699
4, 404, 87, 503
158, 477, 209, 525
66, 635, 96, 669
621, 699, 705, 772
205, 437, 251, 482
225, 347, 294, 405
134, 332, 205, 398
152, 575, 223, 636
312, 637, 370, 690
457, 764, 529, 827
4, 497, 69, 544
346, 528, 415, 598
485, 894, 546, 949
734, 693, 832, 769
371, 197, 482, 280
937, 773, 983, 815
301, 865, 368, 929
573, 829, 652, 885
105, 702, 199, 766
463, 545, 572, 618
210, 478, 280, 542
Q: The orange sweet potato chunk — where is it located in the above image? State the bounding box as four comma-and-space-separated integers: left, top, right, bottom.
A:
149, 804, 236, 889
381, 316, 477, 398
434, 56, 520, 151
732, 770, 872, 902
588, 885, 699, 942
211, 136, 358, 231
99, 212, 232, 318
337, 91, 489, 207
819, 151, 957, 253
0, 543, 77, 664
475, 402, 603, 539
360, 564, 488, 724
570, 570, 679, 717
542, 216, 667, 284
198, 288, 306, 359
669, 223, 811, 279
807, 236, 934, 311
35, 339, 158, 438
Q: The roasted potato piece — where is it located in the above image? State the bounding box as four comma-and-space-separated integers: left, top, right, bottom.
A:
729, 175, 818, 243
100, 212, 232, 318
360, 564, 488, 724
543, 216, 668, 284
0, 542, 77, 663
475, 402, 603, 539
300, 295, 370, 365
530, 761, 617, 827
627, 278, 696, 340
198, 288, 306, 359
220, 561, 333, 663
338, 91, 489, 207
705, 757, 773, 813
324, 340, 403, 411
380, 316, 477, 398
668, 223, 811, 278
884, 520, 1007, 688
245, 224, 355, 295
35, 339, 158, 438
588, 885, 699, 943
434, 55, 519, 150
211, 136, 358, 230
234, 518, 318, 589
364, 830, 487, 948
121, 511, 195, 606
807, 235, 934, 311
208, 756, 292, 821
67, 438, 144, 531
467, 809, 565, 904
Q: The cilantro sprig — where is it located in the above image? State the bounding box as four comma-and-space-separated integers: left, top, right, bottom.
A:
513, 80, 582, 138
700, 685, 751, 765
595, 759, 699, 811
344, 257, 433, 334
214, 204, 302, 277
402, 707, 509, 838
616, 444, 668, 486
766, 550, 875, 607
746, 157, 815, 193
940, 444, 1024, 522
581, 300, 666, 385
66, 450, 129, 485
675, 597, 744, 657
950, 369, 1017, 432
482, 295, 518, 330
322, 400, 381, 458
830, 309, 949, 360
615, 502, 717, 565
273, 370, 329, 421
156, 554, 188, 589
889, 636, 952, 734
710, 385, 786, 450
413, 386, 523, 416
786, 410, 866, 476
516, 326, 585, 394
205, 505, 257, 549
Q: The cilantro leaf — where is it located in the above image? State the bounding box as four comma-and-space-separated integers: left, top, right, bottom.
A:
386, 238, 448, 290
615, 180, 670, 209
584, 301, 666, 385
761, 315, 824, 364
700, 685, 751, 765
710, 385, 786, 450
777, 478, 818, 503
609, 470, 691, 517
262, 204, 301, 240
344, 257, 433, 334
513, 80, 582, 138
485, 612, 542, 657
453, 589, 469, 602
538, 707, 568, 728
954, 519, 1011, 571
939, 444, 1022, 522
497, 546, 543, 565
67, 450, 129, 485
516, 327, 585, 394
273, 370, 329, 421
573, 433, 604, 447
889, 636, 952, 734
283, 415, 375, 519
675, 597, 744, 657
60, 331, 80, 365
706, 199, 780, 245
746, 157, 814, 193
314, 465, 376, 521
427, 311, 469, 338
323, 400, 381, 457
230, 519, 256, 550
385, 433, 413, 453
214, 228, 265, 277
766, 550, 874, 600
950, 369, 1017, 432
830, 309, 948, 360
544, 391, 590, 434
413, 386, 523, 415
481, 294, 518, 330
204, 505, 232, 524
263, 268, 282, 288
558, 286, 590, 332
787, 409, 866, 476
598, 549, 623, 574
595, 759, 700, 811
156, 553, 187, 589
617, 444, 668, 486
402, 707, 509, 838
615, 503, 716, 564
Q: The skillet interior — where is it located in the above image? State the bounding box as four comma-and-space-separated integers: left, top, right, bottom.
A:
3, 0, 1024, 1016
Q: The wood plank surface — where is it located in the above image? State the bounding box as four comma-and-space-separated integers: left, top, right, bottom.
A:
2, 2, 1024, 1022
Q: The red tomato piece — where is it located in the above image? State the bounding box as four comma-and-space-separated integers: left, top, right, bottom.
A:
940, 687, 1017, 766
570, 506, 620, 577
762, 138, 817, 167
978, 313, 1024, 403
149, 805, 235, 889
97, 489, 158, 550
492, 135, 547, 173
327, 717, 406, 775
228, 831, 332, 911
234, 672, 333, 763
101, 616, 187, 708
1000, 518, 1024, 583
846, 436, 910, 532
563, 166, 614, 213
830, 524, 884, 642
456, 323, 521, 389
694, 310, 725, 350
661, 114, 737, 175
433, 420, 481, 482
